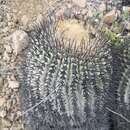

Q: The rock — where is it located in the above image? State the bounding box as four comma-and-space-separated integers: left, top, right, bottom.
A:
125, 21, 130, 30
72, 0, 86, 8
8, 80, 19, 89
10, 124, 24, 130
1, 119, 11, 127
0, 97, 6, 107
103, 10, 117, 25
6, 100, 12, 111
0, 109, 7, 118
11, 30, 29, 55
123, 6, 130, 12
5, 88, 12, 98
99, 2, 106, 13
87, 9, 93, 17
21, 15, 29, 27
3, 52, 10, 62
4, 45, 12, 53
7, 113, 15, 121
6, 13, 13, 22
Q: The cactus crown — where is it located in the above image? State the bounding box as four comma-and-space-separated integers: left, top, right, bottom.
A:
27, 0, 110, 61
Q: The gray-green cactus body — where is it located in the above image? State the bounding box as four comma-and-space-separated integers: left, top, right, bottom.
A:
18, 1, 130, 130
109, 39, 130, 130
19, 15, 113, 130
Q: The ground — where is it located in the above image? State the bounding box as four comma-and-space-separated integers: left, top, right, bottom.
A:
0, 0, 53, 129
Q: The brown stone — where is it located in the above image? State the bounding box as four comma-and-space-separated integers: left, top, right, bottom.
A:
103, 10, 117, 25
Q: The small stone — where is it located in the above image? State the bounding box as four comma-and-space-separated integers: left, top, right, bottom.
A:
4, 45, 12, 53
125, 21, 130, 30
6, 13, 12, 22
0, 97, 6, 107
87, 9, 93, 17
17, 111, 22, 116
8, 22, 15, 28
103, 10, 117, 25
0, 109, 7, 118
5, 88, 12, 98
11, 98, 17, 106
7, 113, 15, 121
123, 6, 130, 12
11, 30, 29, 55
3, 52, 10, 62
2, 27, 9, 34
21, 15, 29, 27
72, 0, 86, 8
99, 2, 106, 13
6, 100, 12, 110
1, 119, 11, 127
8, 80, 19, 89
10, 124, 23, 130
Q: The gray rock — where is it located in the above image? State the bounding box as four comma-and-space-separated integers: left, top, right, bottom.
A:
10, 30, 29, 55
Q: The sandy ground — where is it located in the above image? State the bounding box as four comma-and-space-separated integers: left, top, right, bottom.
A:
0, 0, 55, 129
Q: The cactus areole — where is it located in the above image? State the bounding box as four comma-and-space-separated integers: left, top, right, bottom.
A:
18, 1, 130, 130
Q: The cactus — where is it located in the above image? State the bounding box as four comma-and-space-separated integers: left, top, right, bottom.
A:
18, 1, 130, 130
110, 38, 130, 130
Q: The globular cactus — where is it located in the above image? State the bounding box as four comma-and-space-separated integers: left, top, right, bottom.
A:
18, 0, 130, 130
109, 38, 130, 130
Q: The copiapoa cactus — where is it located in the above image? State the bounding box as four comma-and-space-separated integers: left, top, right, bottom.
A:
18, 0, 130, 130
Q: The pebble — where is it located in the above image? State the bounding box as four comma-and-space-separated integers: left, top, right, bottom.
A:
123, 6, 130, 12
4, 44, 12, 53
10, 124, 24, 130
103, 9, 117, 25
0, 97, 6, 107
1, 119, 12, 127
8, 80, 19, 89
21, 15, 29, 27
3, 52, 10, 62
11, 30, 29, 55
6, 100, 12, 111
99, 2, 106, 13
124, 21, 130, 30
7, 112, 15, 121
6, 13, 13, 22
0, 109, 7, 118
72, 0, 86, 8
